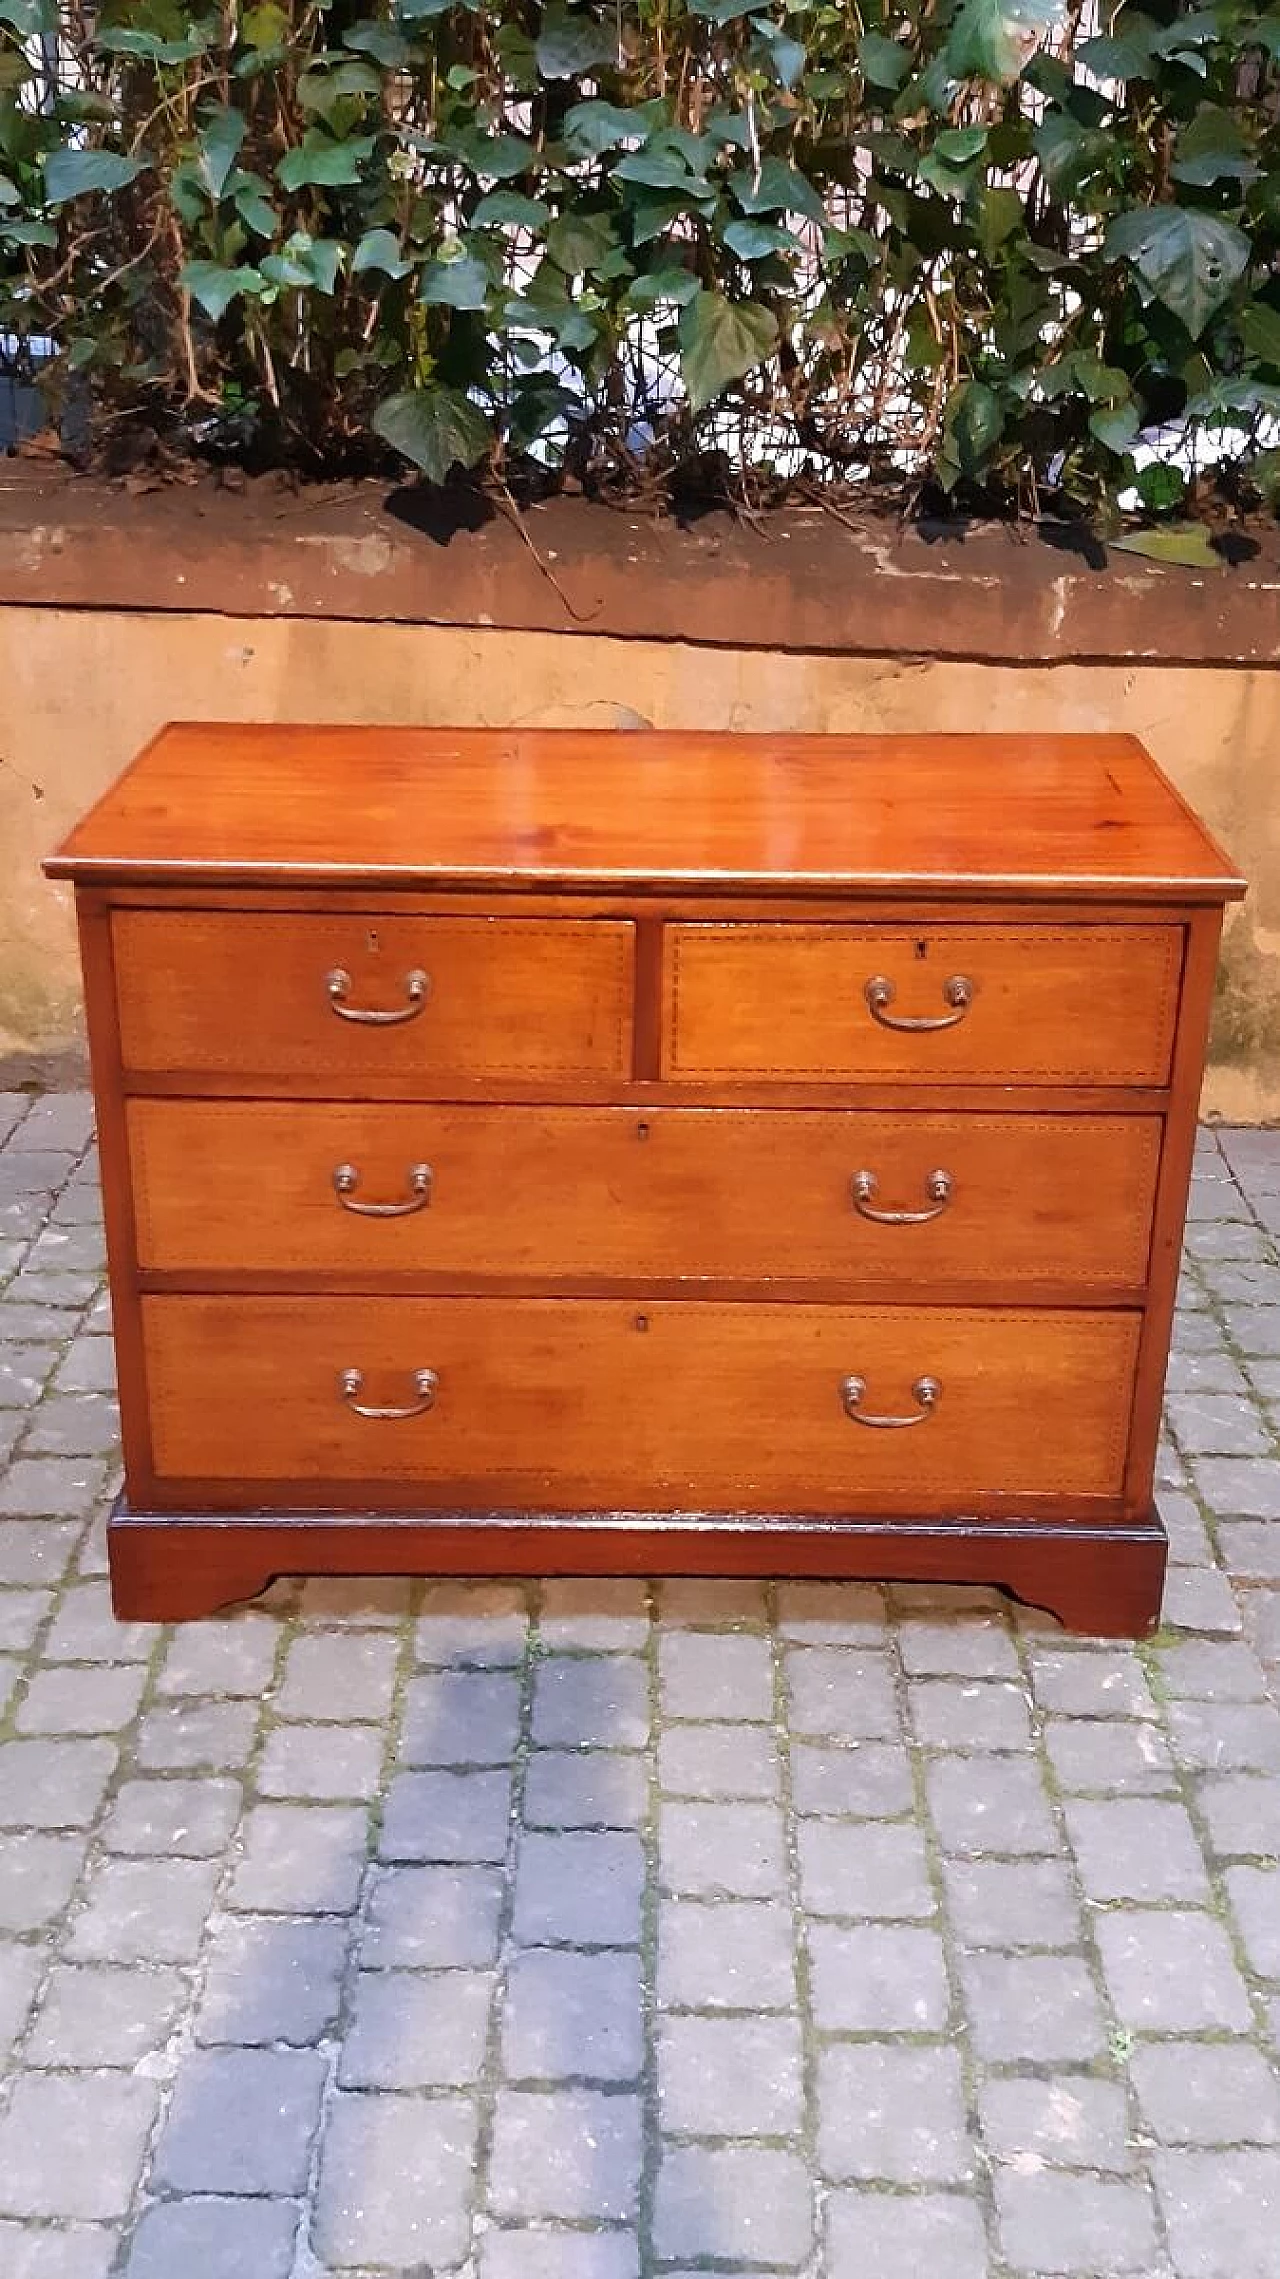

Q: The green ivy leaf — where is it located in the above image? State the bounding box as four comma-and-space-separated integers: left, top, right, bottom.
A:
93, 22, 211, 62
1034, 111, 1116, 197
536, 7, 614, 79
945, 0, 1064, 84
724, 217, 800, 260
344, 20, 412, 66
1171, 108, 1257, 189
755, 25, 807, 91
1134, 462, 1186, 512
945, 378, 1005, 474
197, 106, 246, 203
472, 190, 550, 229
259, 232, 344, 293
629, 187, 716, 244
372, 386, 491, 481
298, 62, 383, 116
920, 150, 979, 198
0, 169, 18, 207
1105, 206, 1250, 338
419, 253, 491, 308
233, 174, 278, 238
858, 31, 912, 88
0, 217, 58, 245
615, 146, 710, 193
508, 376, 579, 447
678, 290, 778, 412
240, 4, 291, 48
260, 244, 313, 289
936, 127, 989, 164
180, 259, 265, 319
449, 128, 537, 180
43, 147, 148, 205
0, 0, 56, 32
1241, 302, 1280, 370
1113, 521, 1220, 567
277, 134, 375, 191
562, 101, 651, 155
728, 157, 825, 223
546, 208, 618, 275
1088, 402, 1141, 454
626, 264, 700, 310
352, 227, 413, 278
977, 184, 1024, 260
1075, 25, 1156, 80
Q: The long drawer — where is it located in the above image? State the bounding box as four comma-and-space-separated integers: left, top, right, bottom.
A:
664, 923, 1182, 1086
128, 1101, 1162, 1292
141, 1297, 1140, 1509
111, 912, 635, 1083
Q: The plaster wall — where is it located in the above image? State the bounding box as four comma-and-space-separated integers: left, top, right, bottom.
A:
3, 603, 1275, 1115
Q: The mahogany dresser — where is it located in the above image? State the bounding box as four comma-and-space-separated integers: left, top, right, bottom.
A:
46, 726, 1243, 1633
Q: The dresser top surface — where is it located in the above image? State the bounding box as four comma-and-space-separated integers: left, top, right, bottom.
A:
47, 724, 1243, 902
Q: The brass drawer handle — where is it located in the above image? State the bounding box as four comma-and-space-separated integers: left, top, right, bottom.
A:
864, 974, 973, 1032
332, 1163, 433, 1218
841, 1373, 941, 1428
339, 1366, 439, 1420
851, 1168, 953, 1225
326, 967, 430, 1025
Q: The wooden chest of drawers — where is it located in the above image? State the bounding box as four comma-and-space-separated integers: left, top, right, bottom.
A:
47, 726, 1243, 1633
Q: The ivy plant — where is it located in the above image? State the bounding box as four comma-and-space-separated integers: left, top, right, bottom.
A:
1, 0, 1277, 528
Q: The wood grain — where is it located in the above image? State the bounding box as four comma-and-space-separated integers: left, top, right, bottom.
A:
46, 726, 1244, 900
127, 1099, 1162, 1294
54, 725, 1240, 1636
1124, 904, 1227, 1509
140, 1295, 1141, 1511
664, 921, 1183, 1086
106, 1495, 1168, 1636
112, 911, 634, 1081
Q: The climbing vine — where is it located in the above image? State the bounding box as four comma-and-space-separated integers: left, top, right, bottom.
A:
1, 1, 1277, 528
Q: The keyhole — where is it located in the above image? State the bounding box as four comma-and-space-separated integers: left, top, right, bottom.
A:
914, 938, 929, 959
367, 929, 380, 953
636, 1120, 650, 1142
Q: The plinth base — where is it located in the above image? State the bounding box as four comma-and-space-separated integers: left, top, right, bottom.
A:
107, 1496, 1168, 1638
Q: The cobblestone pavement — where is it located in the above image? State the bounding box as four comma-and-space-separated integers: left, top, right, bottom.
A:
1, 1095, 1280, 2277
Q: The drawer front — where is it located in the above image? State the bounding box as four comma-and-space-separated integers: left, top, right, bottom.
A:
129, 1101, 1161, 1292
112, 913, 634, 1083
664, 924, 1182, 1086
142, 1297, 1139, 1510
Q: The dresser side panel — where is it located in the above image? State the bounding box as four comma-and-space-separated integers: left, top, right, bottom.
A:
73, 890, 154, 1497
1124, 904, 1224, 1512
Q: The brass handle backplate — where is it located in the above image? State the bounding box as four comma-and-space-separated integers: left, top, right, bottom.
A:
864, 974, 973, 1032
851, 1168, 953, 1225
326, 967, 430, 1025
841, 1374, 941, 1429
333, 1163, 433, 1218
339, 1366, 439, 1421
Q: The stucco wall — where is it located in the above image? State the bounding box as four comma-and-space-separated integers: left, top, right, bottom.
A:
5, 601, 1276, 1116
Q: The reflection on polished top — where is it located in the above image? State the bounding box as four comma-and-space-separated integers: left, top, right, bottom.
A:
47, 723, 1246, 902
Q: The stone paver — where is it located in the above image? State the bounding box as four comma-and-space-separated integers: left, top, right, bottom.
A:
0, 1104, 1279, 2272
151, 2048, 327, 2194
124, 2199, 297, 2279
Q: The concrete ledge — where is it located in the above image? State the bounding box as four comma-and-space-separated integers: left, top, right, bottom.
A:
0, 469, 1277, 666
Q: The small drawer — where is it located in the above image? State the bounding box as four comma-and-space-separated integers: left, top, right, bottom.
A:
129, 1100, 1161, 1294
141, 1295, 1140, 1511
663, 923, 1182, 1087
112, 912, 634, 1085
